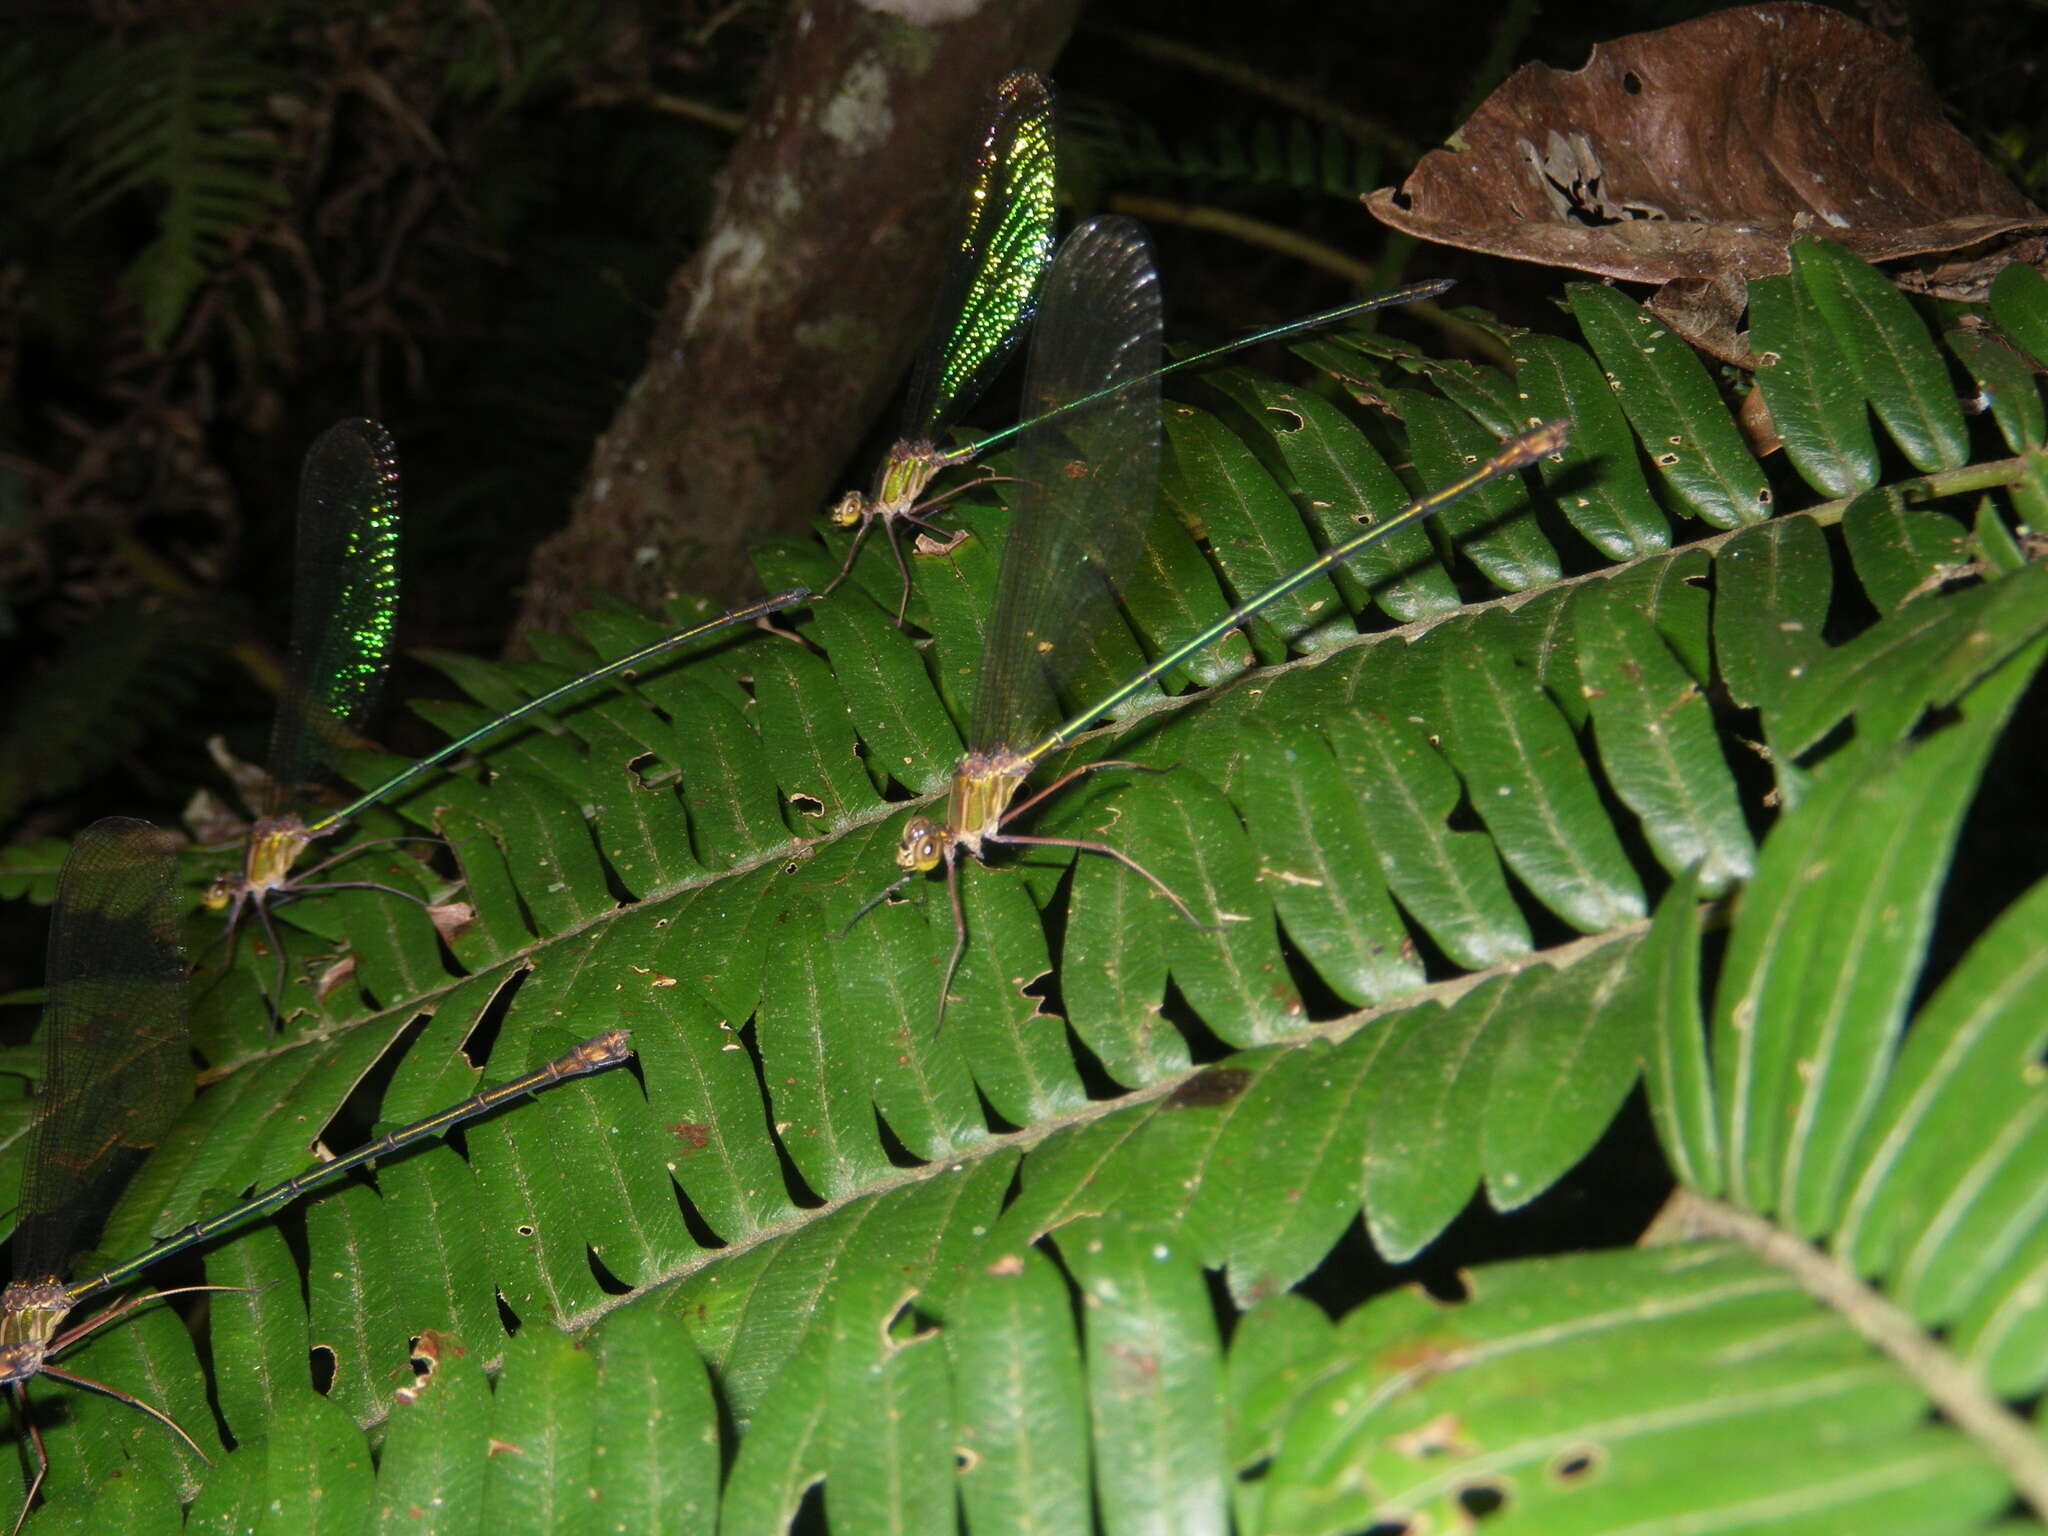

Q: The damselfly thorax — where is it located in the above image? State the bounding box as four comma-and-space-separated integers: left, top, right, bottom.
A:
202, 811, 312, 919
897, 749, 1035, 873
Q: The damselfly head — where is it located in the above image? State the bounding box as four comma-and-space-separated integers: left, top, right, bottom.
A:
200, 872, 235, 912
896, 817, 946, 874
828, 491, 868, 530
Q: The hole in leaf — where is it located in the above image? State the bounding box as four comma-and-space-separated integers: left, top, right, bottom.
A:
496, 1288, 522, 1337
1551, 1445, 1601, 1482
308, 1345, 336, 1395
1458, 1481, 1508, 1518
350, 972, 384, 1014
888, 1299, 939, 1345
395, 1329, 451, 1405
1016, 956, 1073, 1024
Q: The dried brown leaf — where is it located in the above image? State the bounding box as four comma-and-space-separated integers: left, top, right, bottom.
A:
203, 734, 276, 820
1367, 2, 2044, 351
182, 785, 248, 849
426, 899, 475, 945
314, 953, 356, 1002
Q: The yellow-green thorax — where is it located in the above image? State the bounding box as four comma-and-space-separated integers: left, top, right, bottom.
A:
834, 441, 952, 536
0, 1280, 70, 1387
874, 443, 945, 520
896, 749, 1032, 873
201, 814, 314, 913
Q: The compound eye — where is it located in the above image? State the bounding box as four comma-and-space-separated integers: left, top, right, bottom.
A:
895, 819, 927, 871
895, 818, 945, 872
200, 873, 233, 912
829, 493, 865, 529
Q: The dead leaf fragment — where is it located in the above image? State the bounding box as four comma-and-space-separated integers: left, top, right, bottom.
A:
182, 785, 246, 848
1367, 3, 2045, 356
426, 899, 475, 944
313, 954, 355, 1002
203, 735, 276, 820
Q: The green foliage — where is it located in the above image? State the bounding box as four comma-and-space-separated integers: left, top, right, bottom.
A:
1068, 98, 1386, 204
11, 243, 2048, 1531
58, 30, 293, 349
0, 1, 750, 829
8, 4, 664, 353
0, 600, 215, 830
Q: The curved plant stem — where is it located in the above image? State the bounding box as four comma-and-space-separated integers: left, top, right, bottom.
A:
1799, 446, 2048, 525
1101, 28, 1425, 161
1105, 193, 1377, 286
574, 83, 745, 135
1670, 1193, 2048, 1520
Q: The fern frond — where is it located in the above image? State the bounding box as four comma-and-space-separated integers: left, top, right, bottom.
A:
10, 241, 2048, 1529
1066, 98, 1385, 204
58, 30, 291, 348
0, 600, 216, 827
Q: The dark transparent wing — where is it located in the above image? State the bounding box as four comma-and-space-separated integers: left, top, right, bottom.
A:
263, 417, 402, 808
16, 818, 189, 1283
970, 216, 1163, 754
896, 71, 1058, 447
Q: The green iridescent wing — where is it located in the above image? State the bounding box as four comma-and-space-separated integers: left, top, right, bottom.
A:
256, 422, 805, 840
896, 71, 1058, 449
971, 215, 1163, 756
263, 417, 401, 809
16, 818, 189, 1284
